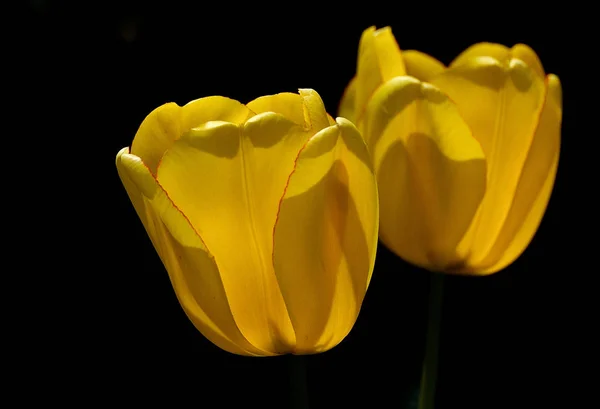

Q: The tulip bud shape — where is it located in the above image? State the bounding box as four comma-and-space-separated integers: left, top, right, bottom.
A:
117, 89, 379, 355
340, 27, 561, 275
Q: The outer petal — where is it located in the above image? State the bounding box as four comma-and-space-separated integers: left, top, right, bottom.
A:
338, 76, 357, 123
477, 74, 561, 274
155, 93, 330, 353
130, 97, 253, 173
273, 118, 378, 354
430, 57, 546, 265
115, 148, 267, 356
363, 76, 487, 270
403, 50, 446, 82
355, 26, 406, 124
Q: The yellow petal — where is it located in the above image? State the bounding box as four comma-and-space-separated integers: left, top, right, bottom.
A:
338, 76, 357, 123
115, 148, 267, 356
247, 89, 333, 131
247, 92, 306, 127
130, 97, 252, 173
155, 109, 320, 353
403, 50, 446, 82
273, 118, 378, 354
355, 26, 406, 124
478, 74, 561, 274
299, 88, 332, 132
363, 76, 487, 270
129, 103, 180, 174
510, 44, 545, 79
430, 57, 546, 265
450, 42, 510, 68
450, 42, 545, 79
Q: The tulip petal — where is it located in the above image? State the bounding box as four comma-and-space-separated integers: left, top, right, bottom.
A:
450, 42, 545, 79
510, 44, 545, 79
247, 90, 335, 130
364, 76, 487, 270
338, 76, 357, 123
247, 93, 306, 127
478, 74, 561, 274
115, 148, 268, 356
403, 50, 446, 82
430, 57, 546, 265
156, 106, 322, 352
129, 103, 180, 174
355, 26, 406, 124
273, 118, 378, 353
450, 43, 510, 68
131, 97, 253, 173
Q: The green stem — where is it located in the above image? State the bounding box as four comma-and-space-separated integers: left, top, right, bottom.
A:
289, 354, 309, 409
418, 272, 444, 409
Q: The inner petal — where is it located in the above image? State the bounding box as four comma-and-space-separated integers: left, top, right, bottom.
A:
355, 26, 406, 125
131, 97, 252, 174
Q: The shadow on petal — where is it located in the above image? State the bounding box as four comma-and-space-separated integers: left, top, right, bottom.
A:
378, 132, 486, 271
181, 121, 240, 159
274, 160, 370, 353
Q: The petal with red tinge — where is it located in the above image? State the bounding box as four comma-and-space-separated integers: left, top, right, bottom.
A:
116, 148, 268, 356
273, 118, 378, 353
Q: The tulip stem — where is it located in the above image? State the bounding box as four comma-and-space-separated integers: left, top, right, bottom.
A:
289, 354, 309, 409
418, 272, 444, 409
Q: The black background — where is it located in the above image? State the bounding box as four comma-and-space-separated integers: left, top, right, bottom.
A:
24, 1, 581, 408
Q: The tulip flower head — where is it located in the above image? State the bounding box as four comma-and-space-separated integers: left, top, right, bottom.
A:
116, 89, 379, 356
340, 26, 561, 275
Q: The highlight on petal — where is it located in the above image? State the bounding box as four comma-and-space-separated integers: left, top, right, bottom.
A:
477, 74, 561, 274
129, 103, 180, 174
179, 96, 253, 130
355, 26, 406, 124
115, 148, 268, 356
450, 42, 545, 79
430, 56, 546, 264
450, 42, 510, 68
247, 92, 306, 127
130, 97, 253, 174
510, 44, 545, 79
338, 76, 357, 123
155, 112, 316, 354
248, 89, 334, 130
403, 50, 446, 82
273, 118, 378, 354
363, 76, 487, 270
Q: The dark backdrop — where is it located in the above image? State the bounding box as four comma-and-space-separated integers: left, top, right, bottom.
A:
26, 1, 577, 408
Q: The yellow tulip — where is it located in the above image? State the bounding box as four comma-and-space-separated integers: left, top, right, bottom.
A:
340, 26, 561, 275
116, 89, 379, 356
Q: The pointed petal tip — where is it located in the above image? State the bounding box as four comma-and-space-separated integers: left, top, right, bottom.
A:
363, 25, 377, 34
298, 88, 317, 97
299, 89, 329, 132
374, 26, 392, 36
